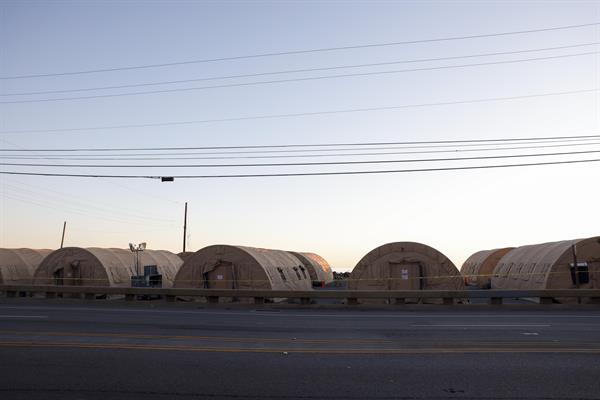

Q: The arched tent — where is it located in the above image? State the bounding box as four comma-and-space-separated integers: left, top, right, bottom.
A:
289, 251, 334, 284
33, 247, 182, 287
0, 249, 52, 285
348, 242, 464, 303
461, 247, 514, 289
178, 252, 195, 262
491, 237, 600, 293
174, 245, 313, 291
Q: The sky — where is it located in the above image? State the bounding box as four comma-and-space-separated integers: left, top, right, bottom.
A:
0, 0, 599, 271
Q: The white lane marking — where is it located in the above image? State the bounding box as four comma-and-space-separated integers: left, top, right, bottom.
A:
411, 324, 551, 327
522, 332, 540, 335
0, 315, 48, 319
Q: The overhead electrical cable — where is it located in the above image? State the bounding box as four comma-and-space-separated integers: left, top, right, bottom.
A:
1, 158, 598, 179
0, 136, 182, 206
3, 42, 598, 97
3, 141, 599, 161
2, 149, 598, 168
2, 183, 177, 227
2, 178, 176, 223
2, 88, 597, 134
2, 51, 598, 104
2, 21, 598, 80
2, 134, 599, 152
1, 190, 178, 228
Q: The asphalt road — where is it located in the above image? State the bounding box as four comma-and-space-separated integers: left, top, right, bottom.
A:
0, 300, 599, 400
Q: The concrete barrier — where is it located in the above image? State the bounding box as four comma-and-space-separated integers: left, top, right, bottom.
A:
1, 285, 600, 305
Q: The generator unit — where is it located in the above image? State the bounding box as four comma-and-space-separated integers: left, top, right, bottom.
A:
131, 265, 163, 288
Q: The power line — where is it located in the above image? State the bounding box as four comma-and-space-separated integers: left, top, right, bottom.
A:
2, 21, 598, 80
2, 134, 599, 152
2, 149, 598, 169
2, 183, 177, 227
0, 136, 183, 206
1, 190, 178, 228
3, 42, 598, 97
2, 88, 597, 134
2, 178, 176, 223
2, 141, 599, 161
3, 51, 597, 104
1, 158, 598, 179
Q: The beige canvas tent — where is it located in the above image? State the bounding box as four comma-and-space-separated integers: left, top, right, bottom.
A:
178, 252, 195, 262
174, 245, 314, 291
0, 248, 52, 285
348, 242, 464, 303
33, 247, 182, 287
491, 237, 600, 293
461, 247, 514, 288
289, 251, 334, 284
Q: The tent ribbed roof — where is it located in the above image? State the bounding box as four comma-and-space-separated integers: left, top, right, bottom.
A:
33, 247, 182, 287
491, 237, 600, 290
233, 245, 311, 290
290, 251, 334, 283
236, 246, 301, 272
0, 248, 52, 284
174, 244, 313, 291
349, 241, 464, 291
461, 247, 514, 288
83, 248, 182, 286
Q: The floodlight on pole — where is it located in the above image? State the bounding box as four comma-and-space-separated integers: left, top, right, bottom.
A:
128, 242, 147, 277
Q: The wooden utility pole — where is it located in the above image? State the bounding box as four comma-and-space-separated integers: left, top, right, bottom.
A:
182, 202, 188, 253
60, 221, 66, 249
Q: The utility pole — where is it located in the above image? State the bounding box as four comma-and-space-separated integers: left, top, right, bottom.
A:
183, 202, 188, 253
60, 221, 66, 249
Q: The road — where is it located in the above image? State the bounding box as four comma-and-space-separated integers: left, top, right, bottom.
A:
0, 300, 599, 399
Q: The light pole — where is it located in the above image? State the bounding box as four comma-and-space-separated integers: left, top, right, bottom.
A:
129, 242, 147, 276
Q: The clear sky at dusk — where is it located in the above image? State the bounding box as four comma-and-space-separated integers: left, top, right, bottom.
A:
1, 1, 599, 271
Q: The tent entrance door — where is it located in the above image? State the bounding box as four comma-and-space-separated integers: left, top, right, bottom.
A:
388, 262, 422, 290
69, 264, 81, 286
53, 268, 64, 285
204, 261, 235, 289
